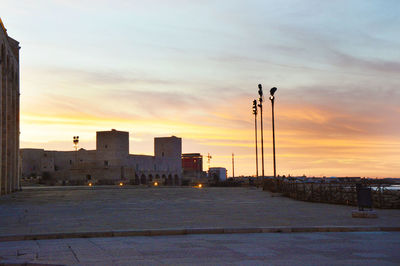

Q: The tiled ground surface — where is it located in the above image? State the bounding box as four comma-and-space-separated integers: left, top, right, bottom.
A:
0, 187, 399, 236
0, 232, 399, 265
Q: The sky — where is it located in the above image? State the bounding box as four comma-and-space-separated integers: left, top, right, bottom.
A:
2, 0, 400, 177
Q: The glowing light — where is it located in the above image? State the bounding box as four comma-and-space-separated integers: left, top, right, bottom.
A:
198, 184, 202, 188
88, 182, 92, 187
154, 182, 158, 186
119, 182, 123, 187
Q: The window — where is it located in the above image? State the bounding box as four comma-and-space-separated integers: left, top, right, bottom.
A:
69, 160, 72, 165
105, 145, 108, 149
162, 152, 164, 157
104, 160, 108, 166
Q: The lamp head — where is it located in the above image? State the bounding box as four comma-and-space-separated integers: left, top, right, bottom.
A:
258, 84, 263, 97
270, 87, 277, 96
252, 99, 257, 114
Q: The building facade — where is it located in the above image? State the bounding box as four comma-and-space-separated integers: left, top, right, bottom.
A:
182, 153, 203, 173
21, 130, 182, 186
209, 167, 227, 182
0, 18, 20, 195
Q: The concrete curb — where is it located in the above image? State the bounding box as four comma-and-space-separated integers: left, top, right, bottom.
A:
0, 226, 399, 242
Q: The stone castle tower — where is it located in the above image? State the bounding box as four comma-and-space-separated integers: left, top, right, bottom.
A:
0, 18, 20, 195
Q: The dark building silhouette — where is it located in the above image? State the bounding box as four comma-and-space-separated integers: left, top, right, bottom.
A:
0, 18, 20, 195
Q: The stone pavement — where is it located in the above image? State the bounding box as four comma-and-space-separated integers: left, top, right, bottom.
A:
0, 187, 399, 237
0, 232, 399, 265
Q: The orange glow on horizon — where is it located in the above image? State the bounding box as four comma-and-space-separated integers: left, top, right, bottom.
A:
19, 93, 400, 178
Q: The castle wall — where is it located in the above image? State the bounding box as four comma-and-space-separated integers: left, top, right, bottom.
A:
20, 131, 183, 186
0, 19, 20, 195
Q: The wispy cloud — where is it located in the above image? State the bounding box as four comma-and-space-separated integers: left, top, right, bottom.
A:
6, 0, 399, 177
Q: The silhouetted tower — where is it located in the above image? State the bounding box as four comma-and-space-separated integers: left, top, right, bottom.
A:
258, 84, 265, 184
252, 100, 259, 182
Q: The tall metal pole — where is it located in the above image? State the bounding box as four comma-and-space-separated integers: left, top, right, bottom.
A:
271, 97, 276, 178
252, 100, 259, 184
73, 136, 79, 168
258, 85, 265, 187
255, 114, 258, 177
232, 153, 235, 178
269, 87, 278, 179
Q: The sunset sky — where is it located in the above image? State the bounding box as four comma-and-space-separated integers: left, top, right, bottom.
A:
2, 0, 400, 177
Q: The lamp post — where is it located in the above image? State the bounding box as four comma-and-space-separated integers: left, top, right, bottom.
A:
258, 84, 265, 186
269, 87, 277, 179
73, 136, 79, 167
252, 99, 259, 184
232, 153, 235, 178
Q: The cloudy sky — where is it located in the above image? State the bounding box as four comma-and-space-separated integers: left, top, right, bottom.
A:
2, 0, 400, 177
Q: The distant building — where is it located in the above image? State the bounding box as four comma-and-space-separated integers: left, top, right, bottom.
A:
0, 18, 20, 195
209, 167, 227, 182
182, 153, 203, 174
181, 153, 208, 185
21, 130, 182, 186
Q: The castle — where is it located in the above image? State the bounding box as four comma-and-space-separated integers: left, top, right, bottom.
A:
0, 18, 20, 195
21, 129, 182, 186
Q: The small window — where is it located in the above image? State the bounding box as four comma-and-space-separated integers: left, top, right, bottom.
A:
162, 152, 164, 157
86, 174, 91, 180
105, 145, 108, 149
104, 160, 108, 166
69, 160, 72, 165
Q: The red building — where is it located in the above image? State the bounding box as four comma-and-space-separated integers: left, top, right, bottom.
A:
182, 153, 203, 173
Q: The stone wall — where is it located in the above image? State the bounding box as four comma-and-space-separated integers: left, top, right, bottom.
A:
0, 18, 20, 196
263, 179, 400, 209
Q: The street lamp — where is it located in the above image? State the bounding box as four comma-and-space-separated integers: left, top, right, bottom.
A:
258, 84, 265, 186
269, 87, 277, 179
73, 136, 79, 167
73, 136, 79, 151
252, 99, 259, 184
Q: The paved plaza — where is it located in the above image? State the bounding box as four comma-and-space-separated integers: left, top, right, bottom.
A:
1, 187, 400, 265
0, 187, 399, 236
0, 232, 399, 265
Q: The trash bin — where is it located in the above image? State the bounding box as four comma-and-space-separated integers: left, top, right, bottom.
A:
356, 184, 372, 211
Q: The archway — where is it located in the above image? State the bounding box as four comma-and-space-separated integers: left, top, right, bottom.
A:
167, 175, 173, 186
148, 174, 153, 183
134, 174, 140, 185
162, 174, 167, 185
140, 174, 147, 185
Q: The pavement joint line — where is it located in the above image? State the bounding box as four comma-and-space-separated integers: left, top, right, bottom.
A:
0, 226, 399, 242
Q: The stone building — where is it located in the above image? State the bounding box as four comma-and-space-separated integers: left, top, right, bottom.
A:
0, 18, 20, 195
21, 130, 182, 186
